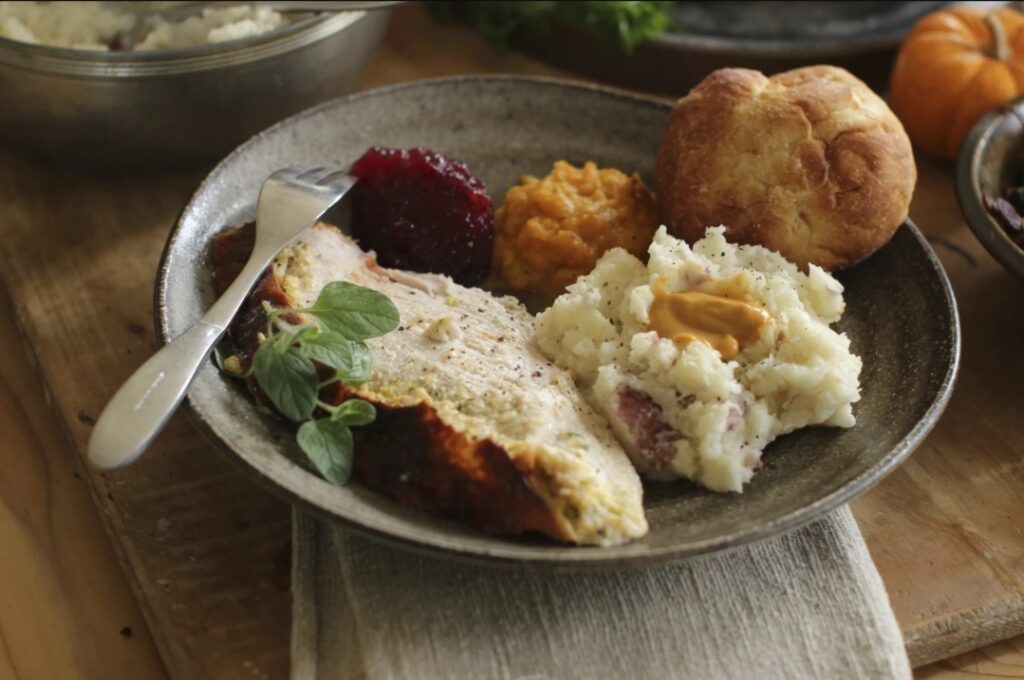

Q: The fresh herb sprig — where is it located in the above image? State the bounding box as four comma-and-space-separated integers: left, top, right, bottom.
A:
428, 1, 673, 54
247, 281, 399, 485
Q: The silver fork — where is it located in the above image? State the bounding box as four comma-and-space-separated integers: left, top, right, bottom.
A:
87, 165, 357, 470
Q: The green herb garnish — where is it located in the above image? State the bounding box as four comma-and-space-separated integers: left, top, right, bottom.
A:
428, 1, 673, 54
250, 281, 399, 485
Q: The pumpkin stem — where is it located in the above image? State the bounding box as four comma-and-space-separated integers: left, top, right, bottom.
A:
985, 12, 1011, 61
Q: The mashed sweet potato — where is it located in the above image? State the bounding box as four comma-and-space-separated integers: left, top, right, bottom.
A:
493, 161, 658, 295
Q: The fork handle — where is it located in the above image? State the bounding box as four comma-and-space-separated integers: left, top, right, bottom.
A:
87, 321, 225, 469
87, 254, 271, 470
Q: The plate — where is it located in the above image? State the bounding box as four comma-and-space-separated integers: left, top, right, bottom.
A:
512, 1, 948, 95
955, 96, 1024, 284
157, 76, 960, 567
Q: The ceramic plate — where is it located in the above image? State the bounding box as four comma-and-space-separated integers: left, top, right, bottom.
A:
157, 76, 960, 567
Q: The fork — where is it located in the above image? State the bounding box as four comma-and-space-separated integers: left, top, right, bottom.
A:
87, 165, 357, 470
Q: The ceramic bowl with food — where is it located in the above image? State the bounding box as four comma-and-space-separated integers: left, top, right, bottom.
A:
158, 76, 959, 567
955, 96, 1024, 284
0, 6, 392, 164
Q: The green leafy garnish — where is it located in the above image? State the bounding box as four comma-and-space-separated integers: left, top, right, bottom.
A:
243, 281, 399, 486
299, 281, 400, 341
253, 344, 319, 422
297, 418, 355, 485
330, 398, 376, 426
299, 332, 373, 384
428, 1, 673, 54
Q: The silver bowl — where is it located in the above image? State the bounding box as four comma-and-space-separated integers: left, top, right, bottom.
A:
0, 9, 391, 164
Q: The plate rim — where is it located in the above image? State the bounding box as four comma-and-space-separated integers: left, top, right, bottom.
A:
155, 74, 962, 569
648, 1, 949, 57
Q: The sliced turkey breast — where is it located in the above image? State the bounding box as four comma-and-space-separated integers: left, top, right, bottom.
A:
212, 222, 647, 546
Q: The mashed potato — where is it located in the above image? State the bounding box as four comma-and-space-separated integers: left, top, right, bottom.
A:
0, 1, 133, 50
0, 2, 285, 51
135, 5, 285, 51
535, 226, 861, 492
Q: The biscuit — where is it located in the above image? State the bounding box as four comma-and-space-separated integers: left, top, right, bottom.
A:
656, 66, 916, 270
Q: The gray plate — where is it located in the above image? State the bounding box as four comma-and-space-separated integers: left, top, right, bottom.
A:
157, 76, 960, 568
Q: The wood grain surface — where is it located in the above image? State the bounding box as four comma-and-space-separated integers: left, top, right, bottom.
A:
0, 5, 1021, 679
851, 156, 1024, 667
919, 637, 1024, 679
0, 287, 167, 680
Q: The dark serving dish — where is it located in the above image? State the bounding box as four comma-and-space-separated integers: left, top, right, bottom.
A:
514, 1, 947, 96
956, 96, 1024, 284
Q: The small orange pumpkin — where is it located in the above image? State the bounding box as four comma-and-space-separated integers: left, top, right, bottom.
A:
890, 7, 1024, 160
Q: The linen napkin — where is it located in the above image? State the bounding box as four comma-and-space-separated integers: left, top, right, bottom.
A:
291, 506, 911, 680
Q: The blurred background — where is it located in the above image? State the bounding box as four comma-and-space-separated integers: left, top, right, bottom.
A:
0, 1, 997, 164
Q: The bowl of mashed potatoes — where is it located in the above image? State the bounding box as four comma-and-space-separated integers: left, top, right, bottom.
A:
0, 2, 394, 163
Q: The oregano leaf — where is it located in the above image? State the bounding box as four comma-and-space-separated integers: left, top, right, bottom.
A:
297, 419, 354, 485
331, 398, 376, 426
299, 333, 373, 384
301, 281, 399, 341
253, 344, 318, 422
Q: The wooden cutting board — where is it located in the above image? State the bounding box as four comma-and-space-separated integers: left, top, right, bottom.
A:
0, 6, 1021, 678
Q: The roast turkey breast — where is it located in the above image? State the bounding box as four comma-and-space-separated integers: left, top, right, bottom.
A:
213, 222, 647, 546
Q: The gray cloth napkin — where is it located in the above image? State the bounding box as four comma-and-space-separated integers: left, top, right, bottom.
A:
291, 507, 911, 680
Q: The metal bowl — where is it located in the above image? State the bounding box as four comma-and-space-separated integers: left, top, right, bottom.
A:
955, 96, 1024, 285
0, 9, 391, 164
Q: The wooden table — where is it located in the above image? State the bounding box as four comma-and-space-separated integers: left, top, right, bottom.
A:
1, 6, 1023, 679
